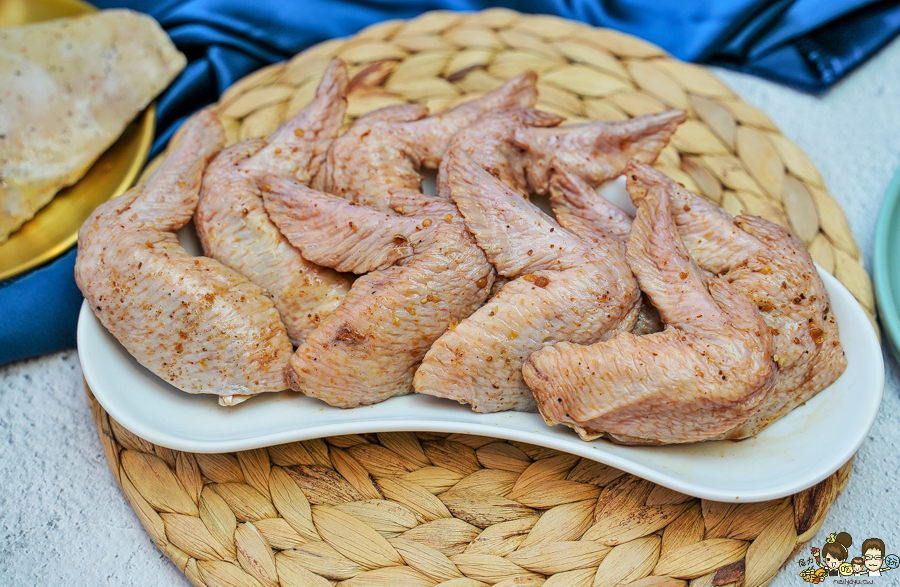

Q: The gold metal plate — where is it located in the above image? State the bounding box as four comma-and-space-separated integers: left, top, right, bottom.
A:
0, 0, 156, 280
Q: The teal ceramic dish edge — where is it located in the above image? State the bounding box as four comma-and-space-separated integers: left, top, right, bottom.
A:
874, 163, 900, 363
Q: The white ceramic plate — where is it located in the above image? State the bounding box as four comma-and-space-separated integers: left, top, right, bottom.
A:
78, 264, 884, 503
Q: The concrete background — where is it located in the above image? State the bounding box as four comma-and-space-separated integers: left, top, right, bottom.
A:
2, 36, 899, 586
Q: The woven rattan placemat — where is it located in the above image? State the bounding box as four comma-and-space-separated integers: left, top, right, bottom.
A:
88, 387, 850, 587
90, 8, 869, 586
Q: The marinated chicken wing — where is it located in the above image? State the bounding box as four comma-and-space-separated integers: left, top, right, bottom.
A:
75, 111, 293, 404
523, 165, 777, 444
311, 72, 538, 211
262, 176, 432, 273
413, 110, 683, 412
522, 110, 686, 195
261, 178, 493, 408
549, 166, 663, 336
548, 165, 632, 241
413, 153, 640, 412
195, 59, 352, 345
436, 108, 687, 199
627, 163, 846, 439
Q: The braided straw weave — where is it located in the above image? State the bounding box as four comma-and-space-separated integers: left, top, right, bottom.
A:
98, 9, 867, 586
88, 386, 851, 587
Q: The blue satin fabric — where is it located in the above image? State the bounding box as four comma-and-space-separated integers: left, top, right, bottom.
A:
2, 0, 899, 365
94, 0, 900, 157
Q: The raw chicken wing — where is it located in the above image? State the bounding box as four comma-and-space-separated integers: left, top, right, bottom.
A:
195, 59, 352, 344
523, 164, 777, 443
262, 176, 432, 273
261, 179, 493, 408
414, 153, 640, 412
75, 111, 293, 405
627, 163, 846, 439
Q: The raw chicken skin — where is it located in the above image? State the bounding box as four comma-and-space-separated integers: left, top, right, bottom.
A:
262, 175, 435, 273
549, 166, 664, 336
311, 72, 538, 211
548, 165, 632, 241
414, 109, 684, 412
523, 162, 777, 444
75, 111, 293, 404
195, 59, 351, 345
263, 180, 493, 408
436, 108, 687, 199
628, 164, 846, 439
413, 153, 640, 412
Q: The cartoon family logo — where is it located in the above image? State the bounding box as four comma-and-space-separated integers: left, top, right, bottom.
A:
797, 532, 899, 583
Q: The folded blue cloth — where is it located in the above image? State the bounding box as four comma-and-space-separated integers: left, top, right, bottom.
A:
2, 0, 898, 365
0, 249, 82, 365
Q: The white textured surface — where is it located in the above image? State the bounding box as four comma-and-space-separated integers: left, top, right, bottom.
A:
2, 38, 900, 586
